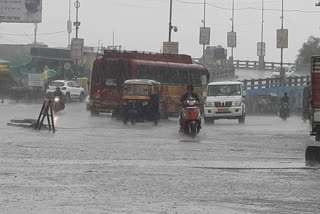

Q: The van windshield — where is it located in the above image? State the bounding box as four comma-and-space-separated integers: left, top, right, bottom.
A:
208, 84, 241, 96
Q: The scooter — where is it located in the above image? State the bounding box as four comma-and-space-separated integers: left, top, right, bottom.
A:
53, 96, 65, 113
179, 97, 201, 137
279, 102, 290, 120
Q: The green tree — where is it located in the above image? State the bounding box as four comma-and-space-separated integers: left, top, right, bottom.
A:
296, 36, 320, 73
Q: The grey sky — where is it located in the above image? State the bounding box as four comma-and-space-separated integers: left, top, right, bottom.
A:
0, 0, 320, 63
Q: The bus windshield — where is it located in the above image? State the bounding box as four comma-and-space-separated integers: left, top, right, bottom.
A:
208, 84, 241, 96
124, 84, 148, 96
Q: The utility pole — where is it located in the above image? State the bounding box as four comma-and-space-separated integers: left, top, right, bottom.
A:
259, 0, 265, 69
231, 0, 235, 60
203, 0, 206, 64
280, 0, 284, 74
168, 0, 173, 42
33, 23, 38, 45
67, 0, 72, 47
74, 0, 80, 39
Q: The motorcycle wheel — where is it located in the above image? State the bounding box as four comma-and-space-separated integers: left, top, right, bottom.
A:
130, 114, 136, 126
189, 125, 198, 138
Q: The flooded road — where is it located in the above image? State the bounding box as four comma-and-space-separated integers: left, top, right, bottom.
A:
0, 102, 319, 214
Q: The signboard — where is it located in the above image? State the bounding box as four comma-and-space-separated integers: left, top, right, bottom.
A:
28, 74, 43, 87
257, 42, 266, 57
0, 64, 9, 72
199, 27, 211, 45
277, 29, 288, 48
163, 42, 179, 54
227, 32, 237, 48
0, 0, 42, 23
71, 38, 84, 60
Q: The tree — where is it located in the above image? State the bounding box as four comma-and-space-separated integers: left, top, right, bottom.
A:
296, 36, 320, 73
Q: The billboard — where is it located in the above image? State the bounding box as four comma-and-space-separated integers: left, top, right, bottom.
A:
163, 42, 179, 54
71, 38, 84, 60
199, 27, 211, 45
0, 0, 42, 23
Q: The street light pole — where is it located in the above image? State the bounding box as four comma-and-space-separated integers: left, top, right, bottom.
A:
74, 0, 80, 39
231, 0, 235, 60
202, 0, 206, 64
168, 0, 173, 42
280, 0, 284, 73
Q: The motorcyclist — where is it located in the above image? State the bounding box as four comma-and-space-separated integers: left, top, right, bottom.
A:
179, 85, 202, 132
53, 87, 65, 108
53, 87, 63, 97
280, 92, 289, 117
280, 92, 289, 104
180, 85, 201, 103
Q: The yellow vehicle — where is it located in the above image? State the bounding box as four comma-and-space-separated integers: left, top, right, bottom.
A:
121, 79, 161, 125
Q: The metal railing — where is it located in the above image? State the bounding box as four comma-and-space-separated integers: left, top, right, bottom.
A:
233, 60, 295, 70
243, 75, 310, 90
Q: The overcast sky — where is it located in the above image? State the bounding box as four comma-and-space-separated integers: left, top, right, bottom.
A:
1, 0, 320, 63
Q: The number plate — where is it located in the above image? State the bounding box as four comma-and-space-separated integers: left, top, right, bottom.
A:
218, 108, 229, 113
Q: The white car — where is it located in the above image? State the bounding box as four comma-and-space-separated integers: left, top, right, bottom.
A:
204, 81, 246, 124
271, 66, 295, 77
47, 80, 86, 102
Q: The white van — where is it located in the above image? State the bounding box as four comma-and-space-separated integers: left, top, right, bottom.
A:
204, 81, 246, 124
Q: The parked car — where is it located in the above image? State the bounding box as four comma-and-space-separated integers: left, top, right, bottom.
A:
271, 66, 295, 77
85, 95, 90, 110
46, 80, 85, 102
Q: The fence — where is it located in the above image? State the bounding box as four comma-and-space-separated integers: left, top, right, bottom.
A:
243, 75, 310, 91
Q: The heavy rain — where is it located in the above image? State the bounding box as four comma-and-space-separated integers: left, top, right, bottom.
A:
1, 0, 320, 213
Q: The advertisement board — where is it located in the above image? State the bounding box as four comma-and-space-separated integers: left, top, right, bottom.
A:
199, 27, 211, 45
163, 42, 179, 54
227, 32, 237, 48
277, 29, 288, 49
28, 74, 43, 87
257, 42, 266, 57
71, 38, 84, 60
0, 0, 42, 23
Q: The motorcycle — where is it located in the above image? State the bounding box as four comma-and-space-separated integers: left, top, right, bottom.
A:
52, 96, 65, 113
279, 102, 289, 120
179, 97, 201, 137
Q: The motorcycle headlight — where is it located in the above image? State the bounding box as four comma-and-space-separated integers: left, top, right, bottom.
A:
54, 97, 60, 102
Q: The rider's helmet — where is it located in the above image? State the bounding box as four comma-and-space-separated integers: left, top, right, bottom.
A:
56, 87, 61, 91
284, 92, 288, 96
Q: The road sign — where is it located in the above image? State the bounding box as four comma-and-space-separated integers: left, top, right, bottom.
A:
64, 63, 72, 70
257, 42, 266, 57
163, 42, 179, 54
277, 29, 288, 48
28, 74, 43, 87
71, 38, 84, 60
0, 0, 42, 23
227, 32, 237, 48
199, 27, 211, 45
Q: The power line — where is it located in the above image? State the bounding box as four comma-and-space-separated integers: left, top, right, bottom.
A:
0, 29, 76, 36
176, 0, 320, 13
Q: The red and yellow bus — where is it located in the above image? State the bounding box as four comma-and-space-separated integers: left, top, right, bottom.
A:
89, 50, 209, 116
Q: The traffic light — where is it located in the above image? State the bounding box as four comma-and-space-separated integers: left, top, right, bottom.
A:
0, 64, 9, 72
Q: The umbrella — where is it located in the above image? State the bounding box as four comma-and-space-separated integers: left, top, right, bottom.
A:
41, 69, 57, 79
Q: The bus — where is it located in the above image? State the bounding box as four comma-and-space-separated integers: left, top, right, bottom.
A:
89, 50, 209, 117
